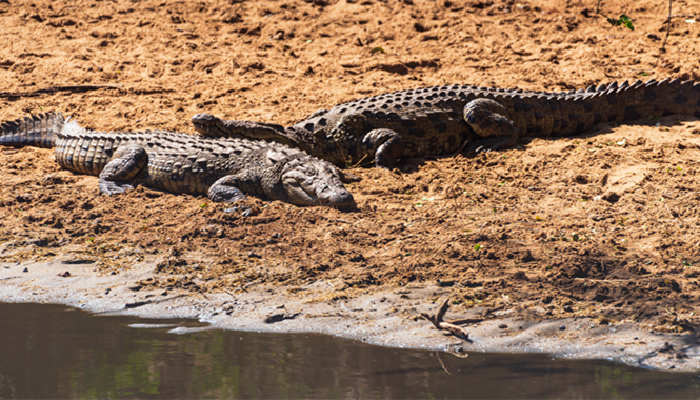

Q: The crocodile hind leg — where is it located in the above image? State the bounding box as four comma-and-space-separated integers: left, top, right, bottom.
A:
463, 98, 519, 153
98, 144, 147, 195
362, 128, 403, 168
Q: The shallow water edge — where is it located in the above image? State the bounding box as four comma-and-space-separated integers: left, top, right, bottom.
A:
3, 302, 700, 399
1, 260, 698, 372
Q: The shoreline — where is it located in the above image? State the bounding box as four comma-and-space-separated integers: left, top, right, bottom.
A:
2, 260, 698, 372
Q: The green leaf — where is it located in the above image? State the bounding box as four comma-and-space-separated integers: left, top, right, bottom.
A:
474, 243, 482, 251
370, 46, 385, 55
619, 15, 634, 30
607, 15, 634, 30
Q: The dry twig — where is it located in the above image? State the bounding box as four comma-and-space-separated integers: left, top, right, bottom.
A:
420, 298, 473, 342
661, 0, 672, 50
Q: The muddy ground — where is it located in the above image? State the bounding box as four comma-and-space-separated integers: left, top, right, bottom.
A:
0, 0, 699, 368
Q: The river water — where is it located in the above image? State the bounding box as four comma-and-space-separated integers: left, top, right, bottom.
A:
0, 302, 698, 398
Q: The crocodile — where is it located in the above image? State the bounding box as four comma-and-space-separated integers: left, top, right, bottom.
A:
0, 113, 355, 209
192, 78, 699, 167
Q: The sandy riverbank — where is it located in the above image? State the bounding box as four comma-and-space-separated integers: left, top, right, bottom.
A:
1, 0, 699, 373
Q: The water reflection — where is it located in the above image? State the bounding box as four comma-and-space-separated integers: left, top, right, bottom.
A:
0, 303, 698, 398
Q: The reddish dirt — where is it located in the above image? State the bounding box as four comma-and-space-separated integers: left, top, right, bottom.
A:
0, 0, 698, 334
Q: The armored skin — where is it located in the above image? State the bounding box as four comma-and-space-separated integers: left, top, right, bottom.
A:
193, 78, 699, 167
0, 113, 355, 209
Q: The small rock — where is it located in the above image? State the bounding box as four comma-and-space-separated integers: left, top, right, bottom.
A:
200, 224, 223, 238
28, 238, 50, 247
264, 312, 299, 324
601, 192, 620, 203
520, 250, 536, 262
512, 271, 528, 281
413, 22, 430, 32
272, 30, 285, 40
22, 267, 28, 273
57, 271, 71, 278
223, 205, 256, 217
658, 342, 675, 353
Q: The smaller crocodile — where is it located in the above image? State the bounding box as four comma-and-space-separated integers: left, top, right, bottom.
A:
0, 113, 355, 209
192, 78, 699, 167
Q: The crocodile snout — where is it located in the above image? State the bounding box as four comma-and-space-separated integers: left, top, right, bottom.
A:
191, 113, 221, 136
320, 188, 356, 210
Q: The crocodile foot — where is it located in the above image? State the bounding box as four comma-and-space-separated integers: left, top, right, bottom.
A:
97, 144, 147, 195
362, 128, 402, 168
464, 98, 518, 139
208, 176, 247, 203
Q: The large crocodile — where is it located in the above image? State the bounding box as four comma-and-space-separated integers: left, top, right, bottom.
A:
192, 78, 699, 167
0, 113, 355, 209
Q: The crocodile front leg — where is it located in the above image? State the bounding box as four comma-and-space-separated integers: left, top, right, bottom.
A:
207, 175, 249, 203
362, 128, 404, 168
98, 144, 147, 195
463, 98, 519, 153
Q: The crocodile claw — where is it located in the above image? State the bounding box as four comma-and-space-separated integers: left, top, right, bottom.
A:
98, 180, 134, 195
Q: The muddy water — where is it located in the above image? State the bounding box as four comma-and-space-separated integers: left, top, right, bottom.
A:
0, 303, 698, 399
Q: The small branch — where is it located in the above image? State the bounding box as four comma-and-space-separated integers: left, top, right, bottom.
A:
661, 0, 672, 51
434, 352, 453, 375
0, 84, 118, 99
420, 298, 473, 342
0, 85, 175, 99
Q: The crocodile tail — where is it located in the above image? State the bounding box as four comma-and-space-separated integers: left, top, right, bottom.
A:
619, 78, 700, 118
0, 112, 66, 148
591, 78, 698, 124
548, 78, 699, 137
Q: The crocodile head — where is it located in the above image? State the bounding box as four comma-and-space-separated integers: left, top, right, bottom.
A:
275, 154, 356, 210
